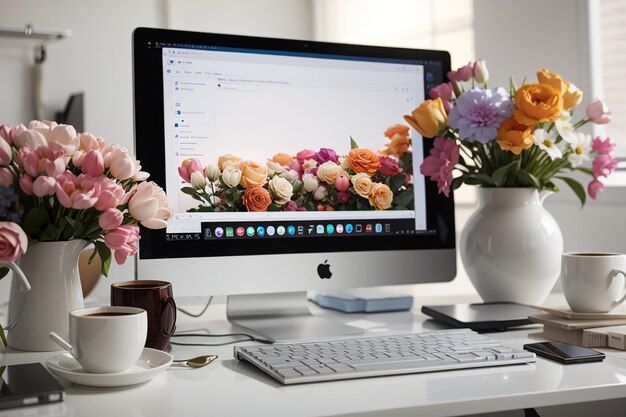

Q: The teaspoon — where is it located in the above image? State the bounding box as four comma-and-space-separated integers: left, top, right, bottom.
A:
173, 354, 218, 368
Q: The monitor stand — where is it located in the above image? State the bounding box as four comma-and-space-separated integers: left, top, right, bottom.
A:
226, 291, 363, 343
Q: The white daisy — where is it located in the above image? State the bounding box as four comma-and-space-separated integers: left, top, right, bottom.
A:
533, 128, 562, 160
566, 132, 591, 167
555, 111, 575, 142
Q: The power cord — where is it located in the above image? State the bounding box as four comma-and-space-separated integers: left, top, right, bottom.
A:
176, 296, 214, 318
170, 332, 272, 346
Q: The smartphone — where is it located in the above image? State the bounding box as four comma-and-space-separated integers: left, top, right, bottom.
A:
0, 363, 64, 409
523, 341, 605, 364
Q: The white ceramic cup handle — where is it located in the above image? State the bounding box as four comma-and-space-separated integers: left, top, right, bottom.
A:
48, 331, 74, 356
609, 269, 626, 309
2, 261, 31, 331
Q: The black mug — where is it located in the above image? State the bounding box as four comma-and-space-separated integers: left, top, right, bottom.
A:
111, 280, 177, 350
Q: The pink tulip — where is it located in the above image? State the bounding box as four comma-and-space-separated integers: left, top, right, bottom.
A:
334, 175, 350, 192
586, 98, 612, 124
588, 178, 605, 199
448, 62, 474, 83
0, 221, 28, 263
55, 172, 99, 209
0, 167, 13, 187
0, 124, 12, 145
429, 82, 454, 112
592, 154, 618, 179
19, 174, 33, 195
98, 208, 124, 231
105, 145, 141, 180
473, 59, 489, 84
0, 138, 12, 166
419, 136, 459, 197
14, 129, 47, 150
81, 150, 105, 176
591, 136, 615, 155
48, 124, 78, 154
94, 178, 125, 211
77, 132, 100, 152
128, 181, 172, 229
104, 224, 140, 265
21, 142, 67, 177
32, 176, 56, 197
177, 158, 203, 183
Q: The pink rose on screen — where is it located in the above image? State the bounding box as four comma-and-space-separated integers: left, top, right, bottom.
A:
0, 221, 28, 263
429, 82, 454, 112
586, 98, 612, 124
21, 142, 67, 178
284, 201, 298, 211
177, 158, 203, 183
19, 174, 33, 195
591, 136, 615, 155
378, 156, 402, 177
334, 175, 350, 192
592, 154, 618, 179
313, 148, 339, 164
0, 124, 13, 145
296, 149, 316, 164
337, 190, 351, 204
81, 150, 105, 177
128, 181, 172, 229
32, 176, 56, 197
99, 208, 124, 231
0, 167, 13, 187
420, 136, 459, 197
104, 224, 140, 265
288, 159, 302, 175
587, 178, 605, 200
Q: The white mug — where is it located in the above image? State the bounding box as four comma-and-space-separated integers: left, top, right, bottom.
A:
561, 252, 626, 313
49, 306, 147, 373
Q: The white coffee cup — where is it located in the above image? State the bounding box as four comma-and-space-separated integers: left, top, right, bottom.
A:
561, 252, 626, 313
49, 306, 147, 373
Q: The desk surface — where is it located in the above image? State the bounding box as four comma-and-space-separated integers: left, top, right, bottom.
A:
2, 290, 626, 417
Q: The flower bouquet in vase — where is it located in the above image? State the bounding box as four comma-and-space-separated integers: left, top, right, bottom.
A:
0, 121, 172, 351
405, 61, 617, 304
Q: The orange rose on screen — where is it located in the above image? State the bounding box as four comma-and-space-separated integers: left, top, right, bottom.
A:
368, 183, 393, 210
536, 68, 567, 95
381, 124, 411, 158
351, 173, 373, 198
403, 97, 447, 138
497, 118, 534, 155
347, 148, 380, 176
217, 154, 242, 170
239, 160, 268, 188
512, 84, 563, 125
272, 152, 293, 166
243, 186, 272, 212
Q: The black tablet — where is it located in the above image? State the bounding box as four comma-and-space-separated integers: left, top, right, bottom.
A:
421, 302, 544, 332
0, 363, 64, 410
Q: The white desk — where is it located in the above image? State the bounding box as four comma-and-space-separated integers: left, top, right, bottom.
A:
2, 290, 626, 417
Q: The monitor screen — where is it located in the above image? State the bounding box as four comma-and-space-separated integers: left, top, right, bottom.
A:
133, 28, 455, 337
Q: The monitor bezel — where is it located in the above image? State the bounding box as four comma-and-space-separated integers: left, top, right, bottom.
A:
132, 27, 455, 261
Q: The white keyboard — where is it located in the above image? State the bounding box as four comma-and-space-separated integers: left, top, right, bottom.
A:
234, 329, 535, 384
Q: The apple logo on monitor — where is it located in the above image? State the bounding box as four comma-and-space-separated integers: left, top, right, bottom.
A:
317, 260, 332, 279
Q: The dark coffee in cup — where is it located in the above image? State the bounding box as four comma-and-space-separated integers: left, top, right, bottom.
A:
84, 312, 135, 317
111, 280, 177, 350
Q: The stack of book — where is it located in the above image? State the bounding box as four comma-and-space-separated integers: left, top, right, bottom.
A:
529, 305, 626, 350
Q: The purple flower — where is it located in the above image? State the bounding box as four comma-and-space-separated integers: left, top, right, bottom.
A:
448, 87, 512, 143
337, 191, 351, 204
313, 148, 339, 164
284, 201, 298, 211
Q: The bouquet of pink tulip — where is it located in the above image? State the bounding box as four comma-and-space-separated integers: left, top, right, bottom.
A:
0, 120, 172, 277
405, 60, 617, 204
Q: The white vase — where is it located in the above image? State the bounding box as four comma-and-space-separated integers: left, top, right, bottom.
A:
7, 240, 86, 351
460, 188, 563, 305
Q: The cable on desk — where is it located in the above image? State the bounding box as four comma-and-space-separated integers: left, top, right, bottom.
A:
524, 408, 541, 417
177, 296, 213, 317
170, 332, 272, 347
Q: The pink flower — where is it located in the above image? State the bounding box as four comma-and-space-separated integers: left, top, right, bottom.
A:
94, 177, 125, 211
378, 156, 403, 177
296, 149, 316, 164
588, 178, 605, 199
0, 167, 13, 187
448, 62, 474, 83
0, 137, 11, 166
81, 150, 105, 177
419, 136, 459, 197
288, 159, 303, 175
98, 208, 124, 231
429, 82, 454, 112
591, 136, 615, 155
14, 129, 47, 150
55, 172, 99, 209
586, 98, 612, 124
104, 145, 142, 180
19, 174, 33, 195
313, 148, 339, 164
0, 221, 28, 263
21, 142, 67, 177
128, 181, 172, 229
334, 175, 350, 192
592, 154, 618, 179
32, 176, 56, 197
284, 201, 298, 211
177, 158, 203, 183
48, 124, 78, 154
337, 190, 351, 204
0, 124, 13, 145
104, 224, 140, 265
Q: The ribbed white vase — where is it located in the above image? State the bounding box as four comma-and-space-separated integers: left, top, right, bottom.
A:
7, 240, 86, 351
460, 188, 563, 305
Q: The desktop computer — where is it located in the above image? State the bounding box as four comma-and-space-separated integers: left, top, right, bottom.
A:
132, 28, 456, 342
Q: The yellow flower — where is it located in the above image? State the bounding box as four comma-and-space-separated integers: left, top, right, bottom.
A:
403, 97, 447, 138
512, 84, 563, 126
497, 118, 534, 155
562, 82, 583, 109
537, 68, 567, 95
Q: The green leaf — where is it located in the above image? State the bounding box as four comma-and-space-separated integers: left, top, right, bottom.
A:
349, 136, 360, 149
390, 173, 407, 191
574, 166, 593, 176
556, 176, 586, 206
180, 187, 198, 196
452, 176, 464, 190
291, 180, 303, 194
515, 170, 541, 188
94, 241, 112, 277
491, 160, 518, 186
392, 190, 414, 207
21, 206, 50, 239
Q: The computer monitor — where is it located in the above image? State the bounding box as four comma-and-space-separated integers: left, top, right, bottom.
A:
132, 28, 455, 342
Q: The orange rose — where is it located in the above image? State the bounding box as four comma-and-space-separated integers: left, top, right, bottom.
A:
217, 154, 242, 170
272, 152, 293, 166
347, 148, 380, 176
243, 186, 271, 212
562, 82, 583, 109
239, 160, 268, 188
403, 97, 447, 138
381, 125, 411, 158
368, 183, 393, 210
513, 84, 563, 125
497, 118, 534, 155
384, 124, 410, 139
537, 68, 566, 95
351, 173, 373, 198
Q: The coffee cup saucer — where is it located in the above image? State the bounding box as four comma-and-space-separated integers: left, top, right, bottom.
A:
46, 348, 173, 388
